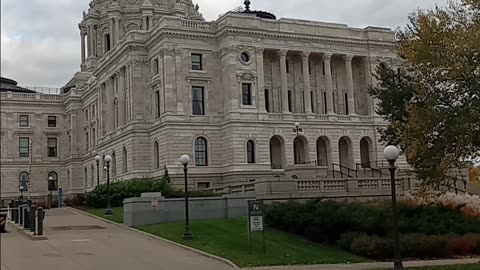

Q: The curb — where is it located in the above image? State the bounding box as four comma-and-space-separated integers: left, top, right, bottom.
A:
7, 221, 48, 241
68, 207, 239, 269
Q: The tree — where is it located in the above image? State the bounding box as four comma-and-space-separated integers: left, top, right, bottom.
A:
370, 0, 480, 187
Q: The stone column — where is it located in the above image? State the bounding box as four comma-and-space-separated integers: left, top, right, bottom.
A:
278, 49, 289, 113
142, 16, 147, 31
81, 31, 86, 65
87, 25, 92, 57
162, 48, 177, 113
119, 67, 126, 126
114, 17, 120, 45
323, 53, 335, 114
301, 51, 312, 114
344, 55, 356, 115
256, 47, 266, 112
109, 18, 114, 49
106, 78, 114, 133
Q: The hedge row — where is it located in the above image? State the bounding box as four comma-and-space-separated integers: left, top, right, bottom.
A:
265, 200, 480, 245
338, 233, 480, 259
84, 176, 217, 208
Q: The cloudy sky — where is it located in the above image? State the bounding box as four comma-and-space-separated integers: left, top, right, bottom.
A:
1, 0, 449, 88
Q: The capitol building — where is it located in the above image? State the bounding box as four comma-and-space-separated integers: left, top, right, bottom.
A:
0, 0, 401, 201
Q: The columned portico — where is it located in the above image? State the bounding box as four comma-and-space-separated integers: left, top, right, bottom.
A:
118, 67, 126, 127
323, 53, 335, 115
80, 30, 86, 66
114, 17, 120, 45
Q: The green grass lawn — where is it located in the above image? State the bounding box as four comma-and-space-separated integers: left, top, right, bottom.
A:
138, 217, 365, 267
87, 207, 123, 223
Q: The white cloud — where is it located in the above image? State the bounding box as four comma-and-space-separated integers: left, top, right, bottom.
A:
0, 0, 449, 87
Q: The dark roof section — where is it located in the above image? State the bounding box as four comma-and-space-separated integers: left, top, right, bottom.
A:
61, 79, 76, 94
236, 0, 276, 20
0, 77, 37, 93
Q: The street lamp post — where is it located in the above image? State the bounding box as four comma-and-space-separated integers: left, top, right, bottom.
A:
179, 154, 193, 240
104, 155, 112, 216
48, 176, 54, 208
384, 145, 403, 270
19, 186, 24, 203
292, 122, 303, 136
95, 155, 101, 186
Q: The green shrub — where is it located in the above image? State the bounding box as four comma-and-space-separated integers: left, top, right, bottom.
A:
84, 176, 217, 208
337, 232, 364, 249
401, 234, 451, 258
350, 234, 392, 259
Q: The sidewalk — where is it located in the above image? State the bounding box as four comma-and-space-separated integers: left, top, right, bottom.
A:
246, 258, 480, 270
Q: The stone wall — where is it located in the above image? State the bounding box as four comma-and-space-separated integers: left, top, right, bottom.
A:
123, 195, 255, 227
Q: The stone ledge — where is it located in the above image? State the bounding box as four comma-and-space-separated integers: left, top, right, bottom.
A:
7, 221, 48, 241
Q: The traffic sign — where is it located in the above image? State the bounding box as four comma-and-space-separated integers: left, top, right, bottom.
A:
151, 198, 159, 209
250, 216, 264, 232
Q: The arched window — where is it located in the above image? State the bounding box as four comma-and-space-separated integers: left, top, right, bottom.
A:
84, 167, 88, 188
123, 147, 128, 173
247, 140, 255, 164
154, 141, 160, 169
90, 164, 94, 186
194, 137, 208, 166
48, 171, 58, 191
19, 172, 29, 191
112, 152, 117, 176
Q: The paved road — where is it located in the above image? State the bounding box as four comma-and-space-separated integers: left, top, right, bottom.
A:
1, 208, 233, 270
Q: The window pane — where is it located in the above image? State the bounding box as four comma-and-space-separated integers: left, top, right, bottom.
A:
242, 83, 252, 105
191, 54, 202, 70
192, 87, 205, 115
195, 138, 208, 166
247, 141, 255, 163
19, 138, 29, 157
19, 115, 28, 127
264, 89, 270, 113
48, 116, 57, 127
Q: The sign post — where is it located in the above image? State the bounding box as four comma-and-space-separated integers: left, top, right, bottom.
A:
247, 200, 265, 254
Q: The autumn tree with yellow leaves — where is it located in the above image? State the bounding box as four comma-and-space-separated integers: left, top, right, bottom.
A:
369, 0, 480, 187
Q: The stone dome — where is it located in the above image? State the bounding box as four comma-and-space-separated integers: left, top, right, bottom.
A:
0, 77, 36, 93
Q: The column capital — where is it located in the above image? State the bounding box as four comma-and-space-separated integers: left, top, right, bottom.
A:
277, 49, 288, 57
322, 53, 333, 62
300, 51, 311, 59
343, 54, 354, 62
254, 47, 265, 55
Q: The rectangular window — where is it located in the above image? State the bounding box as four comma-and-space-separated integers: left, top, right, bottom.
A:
191, 53, 203, 70
19, 137, 29, 157
153, 59, 159, 75
301, 91, 305, 113
85, 109, 89, 122
155, 91, 161, 118
288, 90, 293, 112
344, 92, 349, 115
85, 132, 89, 151
265, 89, 270, 113
92, 128, 96, 147
242, 83, 252, 105
48, 138, 58, 157
323, 92, 328, 114
197, 182, 211, 189
48, 116, 57, 127
192, 86, 205, 115
19, 115, 29, 127
105, 34, 111, 52
310, 91, 315, 114
92, 104, 95, 119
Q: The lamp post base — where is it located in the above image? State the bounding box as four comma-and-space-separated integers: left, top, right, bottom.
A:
394, 260, 403, 269
183, 226, 193, 240
104, 208, 113, 217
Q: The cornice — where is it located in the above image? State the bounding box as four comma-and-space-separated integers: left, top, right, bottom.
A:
0, 100, 65, 107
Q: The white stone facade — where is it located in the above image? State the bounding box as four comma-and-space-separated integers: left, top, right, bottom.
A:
0, 0, 403, 200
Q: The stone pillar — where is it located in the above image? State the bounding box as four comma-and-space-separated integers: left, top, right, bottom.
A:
278, 49, 289, 113
114, 17, 120, 45
174, 47, 184, 114
162, 48, 177, 113
109, 18, 114, 49
119, 67, 126, 126
301, 51, 312, 114
106, 78, 114, 133
255, 47, 266, 112
81, 31, 86, 65
87, 25, 92, 57
142, 16, 147, 31
323, 53, 335, 114
344, 55, 356, 115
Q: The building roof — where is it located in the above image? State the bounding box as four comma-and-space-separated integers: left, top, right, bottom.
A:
236, 0, 276, 20
0, 77, 37, 93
